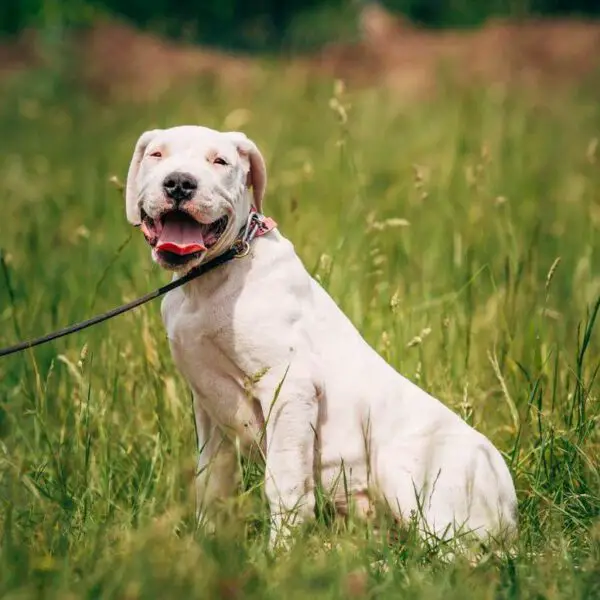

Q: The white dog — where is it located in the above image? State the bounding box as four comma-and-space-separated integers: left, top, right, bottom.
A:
125, 125, 518, 549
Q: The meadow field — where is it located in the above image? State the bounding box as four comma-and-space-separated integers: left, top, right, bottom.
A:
0, 64, 599, 598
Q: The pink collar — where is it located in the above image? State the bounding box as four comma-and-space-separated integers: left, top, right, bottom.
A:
229, 208, 277, 258
247, 208, 277, 239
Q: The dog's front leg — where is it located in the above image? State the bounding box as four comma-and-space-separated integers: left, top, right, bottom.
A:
257, 367, 320, 550
194, 397, 240, 530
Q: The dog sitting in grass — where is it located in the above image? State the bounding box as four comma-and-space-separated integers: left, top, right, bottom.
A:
124, 125, 518, 549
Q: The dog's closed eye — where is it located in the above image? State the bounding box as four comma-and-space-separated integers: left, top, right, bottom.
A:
213, 157, 229, 166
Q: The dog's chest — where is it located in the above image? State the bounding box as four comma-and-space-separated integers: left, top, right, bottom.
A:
162, 288, 264, 445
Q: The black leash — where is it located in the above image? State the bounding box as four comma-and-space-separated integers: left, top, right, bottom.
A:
0, 244, 243, 359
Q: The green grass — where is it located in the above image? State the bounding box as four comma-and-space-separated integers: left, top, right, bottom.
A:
0, 65, 599, 598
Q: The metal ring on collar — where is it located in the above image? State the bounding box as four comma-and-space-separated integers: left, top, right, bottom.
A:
234, 240, 251, 258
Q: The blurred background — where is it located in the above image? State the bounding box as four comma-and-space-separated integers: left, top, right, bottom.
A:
2, 0, 600, 103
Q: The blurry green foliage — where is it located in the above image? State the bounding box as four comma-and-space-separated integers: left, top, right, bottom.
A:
1, 0, 599, 49
384, 0, 600, 27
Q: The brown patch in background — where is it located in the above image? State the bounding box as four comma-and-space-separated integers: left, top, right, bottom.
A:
71, 21, 260, 100
0, 30, 40, 78
315, 3, 600, 97
0, 20, 261, 101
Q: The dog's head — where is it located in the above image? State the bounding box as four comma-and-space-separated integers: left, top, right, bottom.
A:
125, 125, 267, 271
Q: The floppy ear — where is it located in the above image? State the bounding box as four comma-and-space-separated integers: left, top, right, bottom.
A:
125, 129, 161, 225
226, 132, 267, 212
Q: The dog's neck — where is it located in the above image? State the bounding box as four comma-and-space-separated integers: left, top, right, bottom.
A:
174, 195, 260, 298
178, 238, 257, 302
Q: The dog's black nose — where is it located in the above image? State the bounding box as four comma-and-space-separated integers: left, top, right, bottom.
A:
163, 172, 198, 203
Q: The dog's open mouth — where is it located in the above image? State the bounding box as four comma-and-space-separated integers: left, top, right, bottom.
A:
141, 209, 228, 261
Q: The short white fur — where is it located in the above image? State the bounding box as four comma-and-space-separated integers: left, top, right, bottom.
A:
125, 125, 518, 550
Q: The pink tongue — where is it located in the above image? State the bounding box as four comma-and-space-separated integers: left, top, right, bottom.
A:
156, 216, 206, 256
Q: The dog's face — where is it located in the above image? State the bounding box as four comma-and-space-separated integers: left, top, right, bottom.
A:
125, 125, 266, 271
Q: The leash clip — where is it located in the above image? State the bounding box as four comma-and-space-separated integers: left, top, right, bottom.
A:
234, 210, 263, 258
